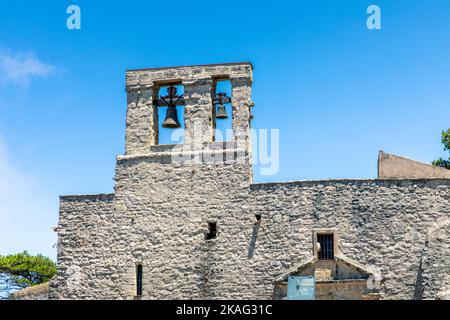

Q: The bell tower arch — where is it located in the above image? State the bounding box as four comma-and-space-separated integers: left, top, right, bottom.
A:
124, 62, 254, 156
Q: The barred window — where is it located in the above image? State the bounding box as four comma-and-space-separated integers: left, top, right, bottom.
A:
317, 234, 334, 260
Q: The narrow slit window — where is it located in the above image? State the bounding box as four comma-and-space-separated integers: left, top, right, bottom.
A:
205, 222, 217, 240
317, 234, 334, 260
136, 264, 143, 296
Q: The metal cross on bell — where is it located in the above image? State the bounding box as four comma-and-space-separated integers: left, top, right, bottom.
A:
213, 92, 232, 119
155, 86, 185, 128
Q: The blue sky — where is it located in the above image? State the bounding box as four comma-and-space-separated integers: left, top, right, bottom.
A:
0, 0, 449, 260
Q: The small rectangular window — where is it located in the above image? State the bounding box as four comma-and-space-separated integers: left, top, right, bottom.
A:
317, 234, 334, 260
206, 222, 217, 240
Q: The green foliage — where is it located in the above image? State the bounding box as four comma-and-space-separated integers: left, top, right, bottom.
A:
442, 129, 450, 151
0, 251, 56, 288
432, 129, 450, 170
432, 158, 450, 169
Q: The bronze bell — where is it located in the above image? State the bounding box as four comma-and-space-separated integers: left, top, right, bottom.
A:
215, 104, 228, 119
162, 106, 181, 128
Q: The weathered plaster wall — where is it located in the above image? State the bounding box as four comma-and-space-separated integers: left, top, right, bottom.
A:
11, 282, 49, 300
378, 151, 450, 179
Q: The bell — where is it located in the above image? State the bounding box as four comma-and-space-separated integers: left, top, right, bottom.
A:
215, 104, 228, 119
162, 106, 181, 128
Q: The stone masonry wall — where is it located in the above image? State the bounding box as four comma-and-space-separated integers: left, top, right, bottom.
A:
51, 173, 450, 299
419, 218, 450, 299
51, 150, 254, 299
50, 63, 449, 300
110, 152, 253, 299
249, 179, 450, 300
49, 194, 119, 299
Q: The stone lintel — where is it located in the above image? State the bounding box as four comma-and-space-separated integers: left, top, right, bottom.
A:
126, 62, 253, 87
116, 148, 249, 165
59, 193, 115, 202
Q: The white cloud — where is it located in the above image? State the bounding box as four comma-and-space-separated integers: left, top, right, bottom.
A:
0, 136, 33, 197
0, 134, 57, 259
0, 50, 56, 87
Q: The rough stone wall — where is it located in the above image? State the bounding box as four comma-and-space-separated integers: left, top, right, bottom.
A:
124, 85, 157, 155
110, 152, 253, 299
419, 218, 450, 299
51, 176, 450, 300
50, 153, 253, 300
250, 179, 450, 300
49, 194, 120, 299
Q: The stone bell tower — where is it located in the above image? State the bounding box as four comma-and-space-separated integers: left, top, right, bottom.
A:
123, 62, 254, 156
51, 62, 258, 300
109, 62, 256, 299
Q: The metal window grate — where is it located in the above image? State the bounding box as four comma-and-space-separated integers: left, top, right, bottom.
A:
317, 234, 334, 260
136, 264, 143, 296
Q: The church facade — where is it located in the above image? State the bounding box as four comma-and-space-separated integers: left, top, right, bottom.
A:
49, 62, 450, 300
